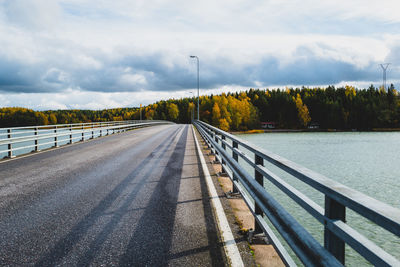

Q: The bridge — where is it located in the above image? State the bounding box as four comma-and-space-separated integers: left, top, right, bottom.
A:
0, 120, 399, 266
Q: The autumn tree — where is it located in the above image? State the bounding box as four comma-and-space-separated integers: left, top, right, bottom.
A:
48, 113, 58, 124
294, 93, 311, 127
1, 85, 400, 130
167, 103, 179, 121
211, 102, 221, 126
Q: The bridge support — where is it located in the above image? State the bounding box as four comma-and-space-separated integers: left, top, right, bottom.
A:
254, 154, 264, 234
69, 125, 73, 144
213, 133, 220, 163
232, 141, 239, 194
324, 196, 346, 264
220, 135, 227, 174
34, 127, 40, 151
81, 124, 84, 141
54, 126, 59, 147
7, 129, 14, 158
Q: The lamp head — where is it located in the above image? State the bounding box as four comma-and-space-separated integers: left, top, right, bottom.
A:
190, 55, 196, 58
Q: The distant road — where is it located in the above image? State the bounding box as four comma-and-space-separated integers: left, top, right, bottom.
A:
0, 124, 225, 266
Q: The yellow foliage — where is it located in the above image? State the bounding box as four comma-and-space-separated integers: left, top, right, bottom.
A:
212, 103, 221, 126
246, 129, 264, 134
294, 94, 311, 127
167, 103, 179, 120
49, 113, 57, 124
345, 85, 356, 99
219, 118, 230, 131
145, 109, 155, 120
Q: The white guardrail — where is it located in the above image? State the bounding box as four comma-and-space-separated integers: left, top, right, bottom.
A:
0, 120, 172, 159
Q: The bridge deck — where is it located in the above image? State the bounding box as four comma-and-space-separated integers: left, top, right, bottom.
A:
0, 124, 227, 266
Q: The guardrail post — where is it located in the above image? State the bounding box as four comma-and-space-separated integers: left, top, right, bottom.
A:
91, 124, 94, 139
221, 135, 227, 174
81, 124, 84, 141
34, 127, 39, 151
7, 129, 13, 158
324, 196, 346, 264
254, 154, 264, 233
99, 123, 102, 137
214, 132, 220, 163
209, 130, 214, 152
69, 125, 73, 144
232, 141, 239, 193
54, 126, 58, 147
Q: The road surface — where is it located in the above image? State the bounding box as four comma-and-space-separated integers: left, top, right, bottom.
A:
0, 124, 226, 266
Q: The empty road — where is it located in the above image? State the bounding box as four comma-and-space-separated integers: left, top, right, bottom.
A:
0, 124, 226, 266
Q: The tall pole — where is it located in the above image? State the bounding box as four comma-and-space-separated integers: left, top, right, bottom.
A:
190, 55, 200, 120
380, 63, 390, 91
197, 58, 199, 120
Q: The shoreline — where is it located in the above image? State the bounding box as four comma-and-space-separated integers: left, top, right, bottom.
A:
230, 128, 400, 134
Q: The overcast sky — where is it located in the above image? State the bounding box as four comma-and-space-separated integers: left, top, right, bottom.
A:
1, 0, 400, 110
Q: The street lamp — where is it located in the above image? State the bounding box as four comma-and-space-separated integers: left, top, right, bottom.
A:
190, 55, 200, 120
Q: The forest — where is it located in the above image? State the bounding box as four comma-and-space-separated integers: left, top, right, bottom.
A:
1, 85, 399, 131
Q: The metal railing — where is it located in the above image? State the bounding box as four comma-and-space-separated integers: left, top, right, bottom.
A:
194, 120, 400, 267
0, 120, 171, 159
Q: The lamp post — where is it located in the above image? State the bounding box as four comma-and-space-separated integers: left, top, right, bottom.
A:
190, 55, 200, 120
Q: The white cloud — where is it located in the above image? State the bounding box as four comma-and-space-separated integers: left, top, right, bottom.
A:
42, 68, 69, 84
0, 89, 194, 110
119, 73, 147, 87
0, 0, 400, 109
3, 0, 62, 30
2, 77, 397, 111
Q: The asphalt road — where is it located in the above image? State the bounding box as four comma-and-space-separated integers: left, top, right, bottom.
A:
0, 124, 226, 266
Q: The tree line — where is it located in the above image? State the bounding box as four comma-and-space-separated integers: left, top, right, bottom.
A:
1, 85, 399, 130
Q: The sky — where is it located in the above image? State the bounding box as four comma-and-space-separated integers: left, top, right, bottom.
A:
0, 0, 400, 110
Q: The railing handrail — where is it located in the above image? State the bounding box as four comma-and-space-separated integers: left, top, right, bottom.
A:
0, 120, 172, 158
0, 120, 163, 132
0, 122, 163, 145
194, 120, 400, 266
196, 120, 400, 235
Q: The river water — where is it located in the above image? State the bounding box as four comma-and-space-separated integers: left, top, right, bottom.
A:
236, 131, 400, 266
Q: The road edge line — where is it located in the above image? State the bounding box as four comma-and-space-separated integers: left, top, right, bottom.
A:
192, 125, 244, 267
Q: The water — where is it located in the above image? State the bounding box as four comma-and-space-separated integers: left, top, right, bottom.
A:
236, 131, 400, 266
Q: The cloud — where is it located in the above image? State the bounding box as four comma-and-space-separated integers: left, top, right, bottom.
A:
0, 0, 399, 109
3, 0, 62, 30
0, 89, 198, 110
0, 29, 394, 94
42, 68, 69, 84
